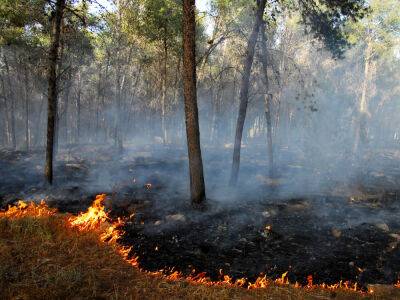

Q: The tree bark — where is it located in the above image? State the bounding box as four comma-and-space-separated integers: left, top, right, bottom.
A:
353, 40, 372, 155
183, 0, 206, 205
0, 73, 10, 146
76, 71, 82, 144
24, 65, 30, 150
161, 35, 168, 144
95, 62, 103, 142
115, 68, 124, 153
230, 0, 266, 185
3, 54, 16, 150
259, 21, 274, 177
45, 0, 65, 184
35, 94, 45, 147
62, 71, 72, 145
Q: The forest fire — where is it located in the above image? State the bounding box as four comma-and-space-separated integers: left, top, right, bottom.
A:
69, 194, 109, 230
1, 0, 399, 298
0, 200, 57, 218
0, 196, 383, 295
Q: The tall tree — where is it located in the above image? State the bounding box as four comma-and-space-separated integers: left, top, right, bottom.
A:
259, 19, 274, 177
182, 0, 206, 205
349, 0, 400, 154
230, 0, 267, 186
230, 0, 368, 185
130, 0, 183, 143
45, 0, 65, 184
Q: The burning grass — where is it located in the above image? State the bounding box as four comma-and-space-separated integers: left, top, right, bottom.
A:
0, 198, 399, 299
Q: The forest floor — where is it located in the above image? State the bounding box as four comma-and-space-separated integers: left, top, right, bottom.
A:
2, 144, 400, 299
1, 210, 398, 299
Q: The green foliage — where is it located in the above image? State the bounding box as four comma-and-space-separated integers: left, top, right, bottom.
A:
125, 0, 183, 53
347, 0, 400, 59
297, 0, 368, 58
0, 0, 48, 46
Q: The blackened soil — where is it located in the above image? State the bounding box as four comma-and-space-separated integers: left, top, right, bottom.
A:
120, 193, 400, 289
3, 146, 400, 289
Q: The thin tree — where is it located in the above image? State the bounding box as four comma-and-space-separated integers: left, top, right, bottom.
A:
229, 0, 367, 185
230, 0, 267, 185
182, 0, 206, 205
45, 0, 66, 184
259, 20, 274, 178
3, 53, 16, 150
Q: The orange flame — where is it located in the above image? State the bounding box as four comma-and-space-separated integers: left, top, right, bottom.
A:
0, 200, 56, 218
0, 195, 384, 295
69, 194, 109, 230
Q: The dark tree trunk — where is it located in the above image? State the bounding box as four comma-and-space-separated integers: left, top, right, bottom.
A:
54, 23, 65, 158
183, 0, 206, 205
45, 0, 65, 184
259, 21, 274, 177
230, 0, 267, 185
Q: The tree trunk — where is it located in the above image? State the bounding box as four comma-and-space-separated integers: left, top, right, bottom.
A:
353, 40, 372, 155
3, 54, 16, 150
209, 83, 217, 143
95, 63, 103, 142
125, 65, 142, 135
45, 0, 65, 184
62, 71, 72, 145
183, 0, 206, 205
54, 21, 65, 158
24, 65, 30, 150
259, 21, 274, 177
76, 71, 82, 144
35, 94, 45, 147
115, 69, 124, 153
161, 36, 168, 144
0, 74, 7, 145
230, 0, 266, 185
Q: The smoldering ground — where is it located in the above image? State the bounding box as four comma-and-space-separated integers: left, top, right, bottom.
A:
2, 60, 400, 288
2, 129, 400, 288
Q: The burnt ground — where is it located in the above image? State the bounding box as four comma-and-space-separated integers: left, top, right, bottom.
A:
2, 144, 400, 289
120, 193, 400, 289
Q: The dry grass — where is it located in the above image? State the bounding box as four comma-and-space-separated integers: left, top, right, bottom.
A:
0, 214, 399, 300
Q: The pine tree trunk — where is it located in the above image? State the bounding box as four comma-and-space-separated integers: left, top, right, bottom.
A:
45, 0, 65, 184
230, 0, 266, 185
259, 21, 274, 177
115, 70, 124, 153
183, 0, 206, 205
95, 64, 103, 142
24, 65, 30, 150
3, 54, 16, 150
76, 71, 82, 144
0, 73, 10, 146
353, 41, 372, 155
161, 37, 168, 144
35, 94, 45, 147
62, 71, 72, 145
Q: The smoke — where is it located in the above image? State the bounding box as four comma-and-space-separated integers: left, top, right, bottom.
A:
1, 7, 399, 234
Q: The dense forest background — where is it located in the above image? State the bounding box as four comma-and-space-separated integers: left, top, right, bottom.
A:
0, 0, 399, 188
